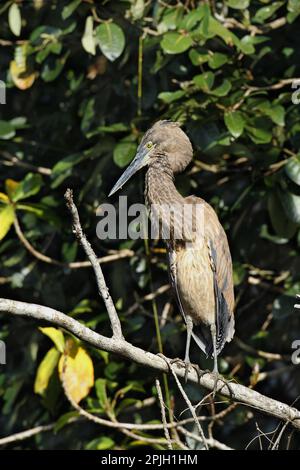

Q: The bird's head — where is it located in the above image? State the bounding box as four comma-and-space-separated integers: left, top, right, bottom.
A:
109, 120, 193, 197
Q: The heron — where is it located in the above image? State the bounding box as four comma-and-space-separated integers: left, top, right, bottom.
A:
109, 120, 235, 391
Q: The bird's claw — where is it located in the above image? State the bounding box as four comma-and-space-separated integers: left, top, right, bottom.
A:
156, 354, 195, 383
193, 365, 234, 400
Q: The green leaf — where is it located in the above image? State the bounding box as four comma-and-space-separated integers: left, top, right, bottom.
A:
85, 436, 115, 450
247, 125, 272, 144
238, 35, 255, 55
96, 437, 115, 450
39, 327, 65, 353
54, 411, 79, 432
226, 0, 249, 9
0, 120, 16, 140
158, 7, 185, 33
180, 7, 205, 30
253, 2, 284, 23
281, 190, 300, 224
62, 0, 81, 20
52, 153, 83, 176
130, 0, 145, 21
189, 48, 210, 65
285, 155, 300, 185
41, 56, 67, 82
34, 348, 60, 396
81, 16, 96, 55
161, 32, 193, 54
95, 378, 109, 409
8, 3, 22, 37
211, 79, 232, 96
36, 42, 63, 64
224, 111, 245, 138
158, 90, 185, 103
208, 52, 228, 69
12, 173, 42, 202
288, 0, 300, 22
193, 71, 215, 92
201, 15, 239, 47
95, 22, 125, 62
269, 105, 285, 126
0, 205, 15, 241
113, 136, 137, 168
267, 191, 298, 239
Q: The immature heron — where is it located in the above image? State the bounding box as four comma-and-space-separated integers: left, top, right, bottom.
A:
109, 121, 235, 388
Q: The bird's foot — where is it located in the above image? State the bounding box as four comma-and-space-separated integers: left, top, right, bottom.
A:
156, 354, 195, 383
193, 366, 234, 400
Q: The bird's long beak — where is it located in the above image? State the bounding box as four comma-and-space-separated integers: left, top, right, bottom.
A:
108, 145, 150, 197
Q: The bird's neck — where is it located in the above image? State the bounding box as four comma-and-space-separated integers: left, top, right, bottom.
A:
145, 156, 184, 206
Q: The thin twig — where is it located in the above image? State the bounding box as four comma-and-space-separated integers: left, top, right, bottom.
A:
232, 78, 300, 110
0, 151, 52, 176
155, 379, 173, 450
160, 356, 209, 450
14, 215, 133, 269
177, 426, 233, 450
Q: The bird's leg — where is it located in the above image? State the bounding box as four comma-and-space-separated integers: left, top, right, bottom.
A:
209, 323, 234, 399
183, 315, 193, 382
210, 323, 219, 396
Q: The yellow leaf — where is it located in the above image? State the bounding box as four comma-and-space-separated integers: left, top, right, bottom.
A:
39, 327, 65, 353
0, 205, 15, 241
10, 60, 36, 90
5, 179, 20, 200
0, 193, 9, 204
34, 347, 60, 396
58, 341, 94, 404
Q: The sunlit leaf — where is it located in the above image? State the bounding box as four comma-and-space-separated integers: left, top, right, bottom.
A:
285, 155, 300, 185
34, 347, 60, 396
58, 341, 94, 404
11, 173, 42, 202
224, 111, 245, 138
95, 23, 125, 61
62, 0, 81, 20
81, 16, 96, 55
161, 32, 193, 54
39, 327, 65, 353
8, 3, 22, 37
10, 60, 36, 90
0, 205, 15, 241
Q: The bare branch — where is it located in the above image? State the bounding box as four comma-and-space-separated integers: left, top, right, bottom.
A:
65, 189, 123, 338
1, 297, 300, 431
0, 151, 52, 176
0, 424, 54, 446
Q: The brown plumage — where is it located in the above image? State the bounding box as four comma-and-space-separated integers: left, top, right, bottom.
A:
109, 120, 235, 379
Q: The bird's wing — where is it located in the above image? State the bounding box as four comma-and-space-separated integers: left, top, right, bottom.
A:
168, 248, 209, 355
204, 203, 235, 355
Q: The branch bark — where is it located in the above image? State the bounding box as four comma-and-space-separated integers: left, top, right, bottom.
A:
64, 189, 123, 339
1, 297, 300, 431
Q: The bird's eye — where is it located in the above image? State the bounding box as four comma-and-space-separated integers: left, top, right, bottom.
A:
146, 141, 153, 149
